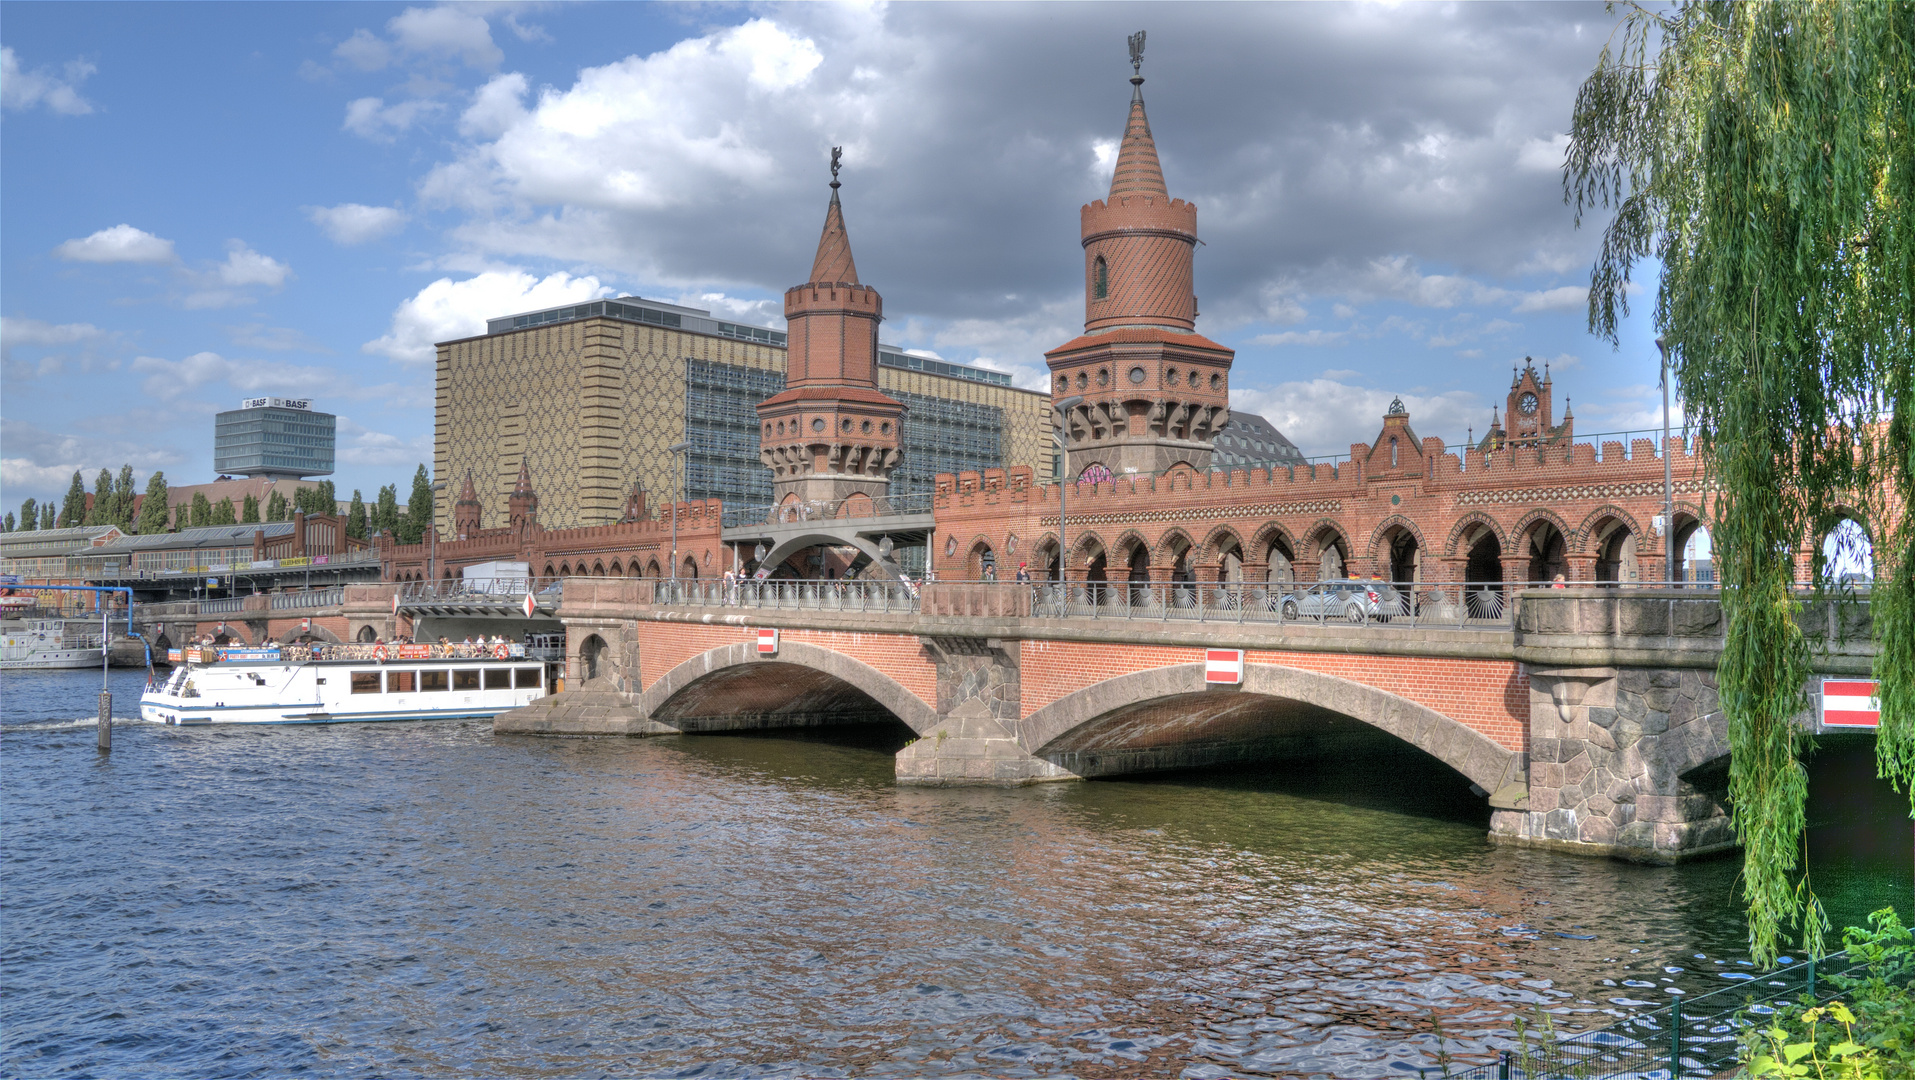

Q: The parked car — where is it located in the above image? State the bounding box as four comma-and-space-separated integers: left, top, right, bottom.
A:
1273, 580, 1385, 623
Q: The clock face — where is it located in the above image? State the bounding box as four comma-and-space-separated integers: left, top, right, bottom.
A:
1519, 392, 1539, 416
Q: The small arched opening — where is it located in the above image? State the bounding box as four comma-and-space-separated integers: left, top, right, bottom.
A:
1381, 525, 1420, 587
968, 541, 997, 581
1524, 521, 1567, 584
357, 625, 378, 643
680, 556, 699, 580
1591, 519, 1639, 584
579, 634, 607, 684
1463, 528, 1504, 618
1125, 542, 1151, 604
1820, 517, 1873, 586
1316, 531, 1349, 581
1265, 535, 1296, 584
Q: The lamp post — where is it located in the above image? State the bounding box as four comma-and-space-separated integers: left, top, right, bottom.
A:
667, 441, 690, 582
1053, 395, 1083, 588
427, 478, 448, 587
1656, 337, 1676, 584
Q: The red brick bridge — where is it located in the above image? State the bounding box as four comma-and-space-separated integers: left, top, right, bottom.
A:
493, 577, 1875, 866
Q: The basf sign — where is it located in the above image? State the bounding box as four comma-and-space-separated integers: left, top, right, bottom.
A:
241, 397, 313, 411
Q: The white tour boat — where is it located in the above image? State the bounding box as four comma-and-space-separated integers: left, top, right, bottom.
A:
140, 643, 551, 726
1, 618, 106, 671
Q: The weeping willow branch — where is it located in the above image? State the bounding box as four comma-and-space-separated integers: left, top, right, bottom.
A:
1566, 0, 1912, 966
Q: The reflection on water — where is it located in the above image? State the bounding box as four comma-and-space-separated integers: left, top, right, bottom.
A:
1, 669, 1906, 1078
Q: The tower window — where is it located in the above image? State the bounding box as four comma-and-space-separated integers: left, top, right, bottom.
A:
1390, 438, 1399, 467
1092, 256, 1108, 300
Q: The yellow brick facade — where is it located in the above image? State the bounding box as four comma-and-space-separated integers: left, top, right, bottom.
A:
436, 317, 1050, 532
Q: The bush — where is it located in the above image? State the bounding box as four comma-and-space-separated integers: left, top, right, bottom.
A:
1740, 908, 1915, 1078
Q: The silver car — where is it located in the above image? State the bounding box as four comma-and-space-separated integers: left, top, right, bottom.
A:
1274, 581, 1384, 623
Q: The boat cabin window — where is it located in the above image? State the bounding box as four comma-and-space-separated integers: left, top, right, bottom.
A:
514, 667, 540, 689
386, 671, 414, 693
351, 671, 381, 694
420, 670, 448, 692
454, 669, 480, 691
484, 668, 512, 690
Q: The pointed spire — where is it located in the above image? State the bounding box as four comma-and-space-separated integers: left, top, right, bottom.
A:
1108, 84, 1167, 201
514, 460, 532, 495
809, 146, 859, 285
458, 473, 477, 502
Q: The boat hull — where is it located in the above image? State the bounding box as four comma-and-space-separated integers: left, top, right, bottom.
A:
139, 651, 551, 727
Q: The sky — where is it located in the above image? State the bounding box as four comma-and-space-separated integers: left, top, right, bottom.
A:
1, 1, 1674, 515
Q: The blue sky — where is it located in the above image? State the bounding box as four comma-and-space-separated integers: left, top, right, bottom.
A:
2, 2, 1669, 514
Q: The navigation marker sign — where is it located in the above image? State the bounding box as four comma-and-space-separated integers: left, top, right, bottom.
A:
757, 628, 780, 655
1821, 678, 1880, 730
523, 592, 536, 619
1205, 648, 1244, 685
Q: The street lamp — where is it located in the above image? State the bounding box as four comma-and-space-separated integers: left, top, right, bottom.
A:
1656, 338, 1676, 584
1052, 395, 1083, 587
427, 478, 448, 587
667, 441, 690, 581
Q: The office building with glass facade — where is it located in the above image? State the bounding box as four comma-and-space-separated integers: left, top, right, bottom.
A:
435, 297, 1050, 532
213, 398, 336, 478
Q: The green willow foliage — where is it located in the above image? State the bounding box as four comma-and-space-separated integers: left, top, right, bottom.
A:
1566, 1, 1913, 966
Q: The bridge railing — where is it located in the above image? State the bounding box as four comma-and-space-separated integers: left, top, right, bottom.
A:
720, 492, 936, 529
269, 586, 345, 610
657, 577, 921, 614
1020, 579, 1551, 627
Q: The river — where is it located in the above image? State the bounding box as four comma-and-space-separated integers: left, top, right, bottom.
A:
2, 668, 1906, 1078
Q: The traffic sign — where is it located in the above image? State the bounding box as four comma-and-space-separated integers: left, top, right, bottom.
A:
1204, 648, 1244, 685
523, 592, 536, 619
757, 628, 780, 655
1821, 678, 1880, 729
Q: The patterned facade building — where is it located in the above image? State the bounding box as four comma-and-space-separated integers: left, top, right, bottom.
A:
434, 298, 1051, 537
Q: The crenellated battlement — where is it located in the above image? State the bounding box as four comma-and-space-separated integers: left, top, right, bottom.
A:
785, 282, 882, 317
1081, 196, 1197, 240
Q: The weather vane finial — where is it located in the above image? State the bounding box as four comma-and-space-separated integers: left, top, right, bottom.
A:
830, 146, 843, 190
1128, 30, 1146, 76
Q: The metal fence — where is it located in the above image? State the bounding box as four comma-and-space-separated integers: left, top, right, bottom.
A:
1027, 579, 1545, 628
1432, 953, 1870, 1079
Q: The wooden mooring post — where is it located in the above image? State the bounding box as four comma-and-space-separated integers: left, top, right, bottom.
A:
98, 690, 111, 751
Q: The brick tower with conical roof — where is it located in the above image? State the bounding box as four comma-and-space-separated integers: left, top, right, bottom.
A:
1045, 32, 1233, 479
757, 151, 904, 506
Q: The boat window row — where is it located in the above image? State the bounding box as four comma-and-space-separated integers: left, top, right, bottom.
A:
350, 667, 541, 694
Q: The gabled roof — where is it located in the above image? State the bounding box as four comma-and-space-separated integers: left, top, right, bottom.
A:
95, 522, 296, 553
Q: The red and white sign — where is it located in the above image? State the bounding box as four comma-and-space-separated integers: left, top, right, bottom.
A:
523, 592, 537, 619
1822, 679, 1881, 729
391, 592, 400, 616
300, 618, 311, 633
757, 628, 780, 655
1204, 648, 1244, 685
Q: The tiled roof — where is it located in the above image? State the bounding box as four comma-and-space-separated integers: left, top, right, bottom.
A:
1046, 327, 1233, 357
1109, 92, 1167, 200
809, 190, 860, 286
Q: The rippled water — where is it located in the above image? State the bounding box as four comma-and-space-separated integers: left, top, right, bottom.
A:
3, 668, 1906, 1078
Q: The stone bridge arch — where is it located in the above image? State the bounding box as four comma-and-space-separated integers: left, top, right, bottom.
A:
637, 640, 938, 735
1018, 662, 1518, 791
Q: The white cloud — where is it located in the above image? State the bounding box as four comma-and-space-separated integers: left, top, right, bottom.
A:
1517, 133, 1569, 172
333, 28, 392, 72
388, 6, 503, 70
216, 242, 292, 288
54, 224, 177, 264
1512, 285, 1587, 313
1252, 329, 1347, 347
459, 73, 528, 139
0, 317, 104, 359
334, 415, 433, 468
1233, 379, 1481, 457
0, 419, 183, 506
128, 352, 336, 401
308, 202, 409, 245
420, 18, 825, 218
1, 47, 96, 115
503, 15, 551, 45
363, 270, 611, 363
343, 96, 444, 141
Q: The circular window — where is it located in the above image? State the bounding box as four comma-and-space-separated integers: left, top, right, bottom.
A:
1189, 370, 1203, 387
1128, 366, 1146, 384
861, 420, 872, 434
776, 421, 784, 435
1390, 494, 1402, 506
880, 422, 890, 434
1076, 372, 1088, 388
1165, 367, 1178, 385
1056, 376, 1067, 391
1097, 369, 1110, 386
842, 418, 853, 432
1210, 373, 1222, 390
812, 418, 825, 433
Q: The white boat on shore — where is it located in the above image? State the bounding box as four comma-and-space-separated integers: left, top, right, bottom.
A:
140, 643, 552, 726
1, 619, 105, 671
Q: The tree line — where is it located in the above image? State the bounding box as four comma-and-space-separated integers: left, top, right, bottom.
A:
2, 464, 437, 544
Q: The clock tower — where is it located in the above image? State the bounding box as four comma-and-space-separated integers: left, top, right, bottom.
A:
1503, 358, 1570, 448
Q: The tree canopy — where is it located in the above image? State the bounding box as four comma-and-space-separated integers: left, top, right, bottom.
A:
1567, 0, 1912, 963
137, 472, 170, 534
